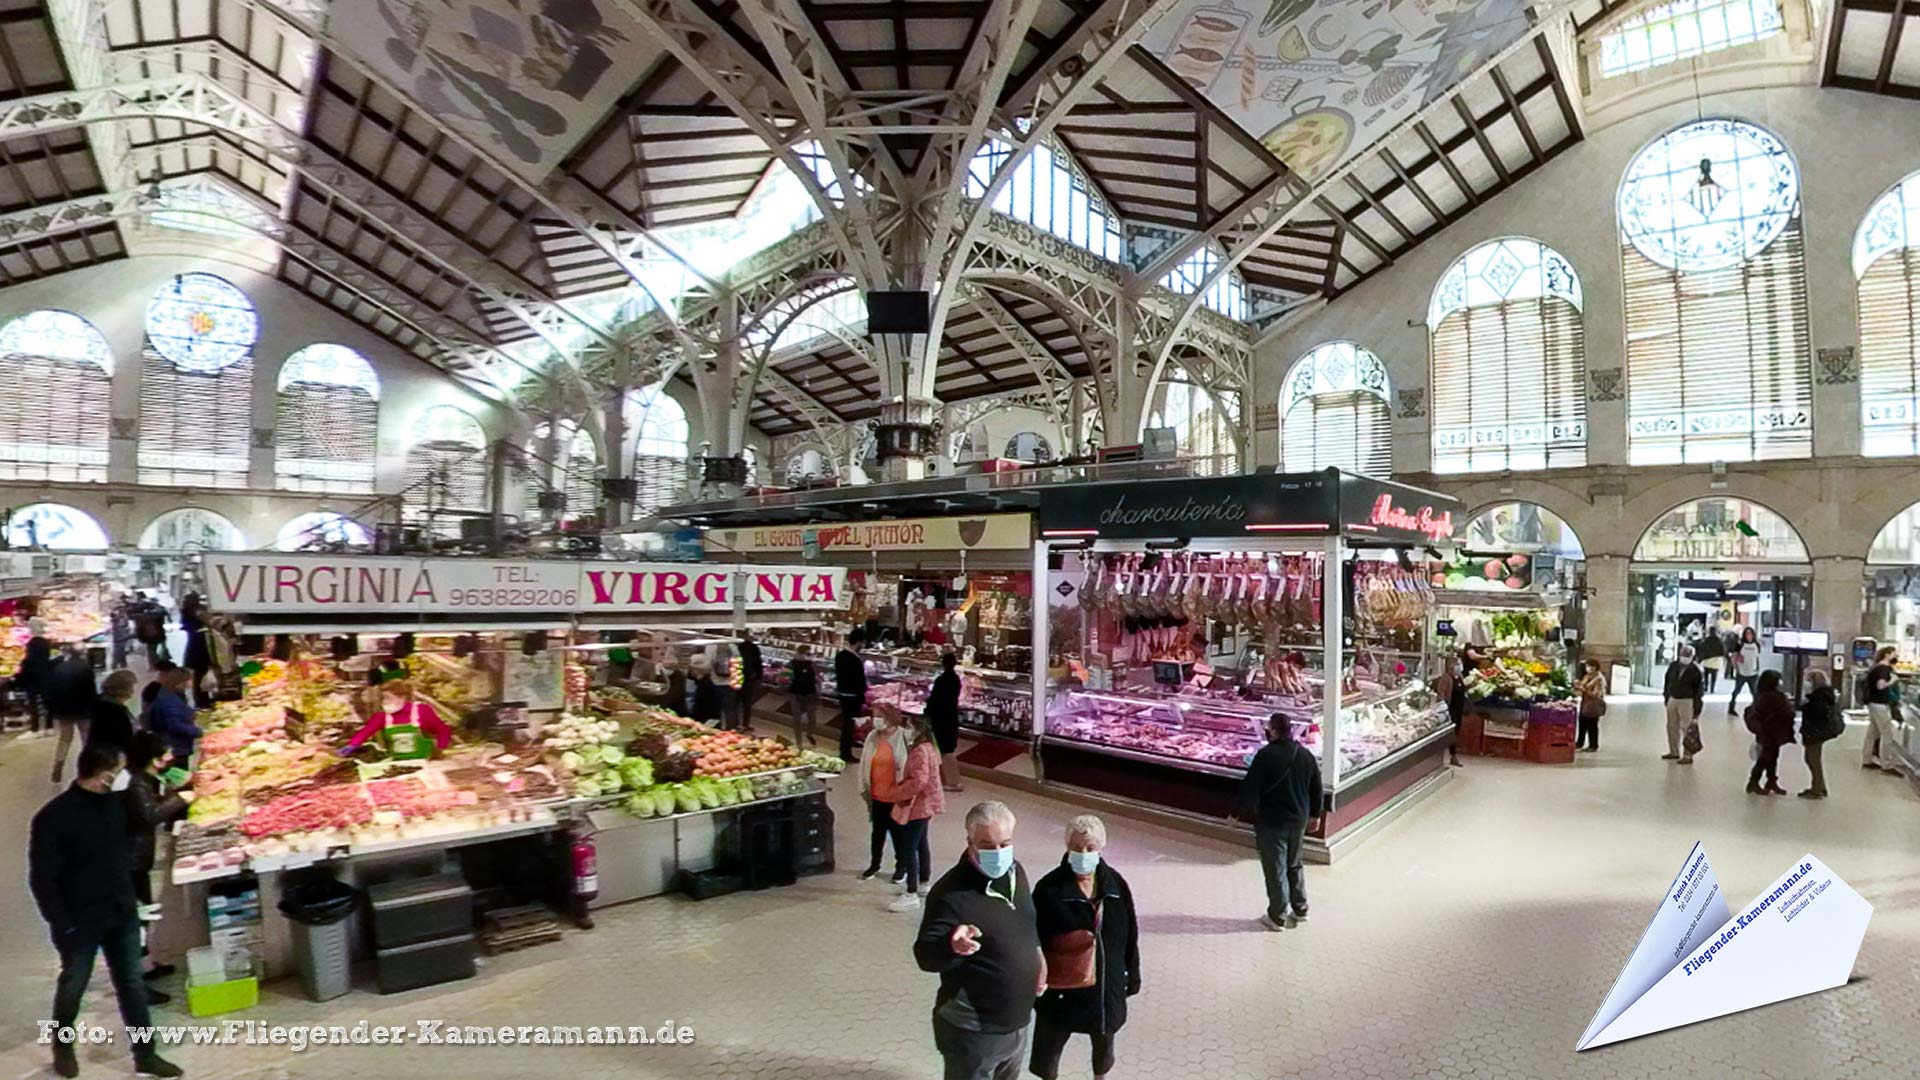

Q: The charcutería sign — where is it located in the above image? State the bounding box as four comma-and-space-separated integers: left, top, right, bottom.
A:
203, 554, 846, 615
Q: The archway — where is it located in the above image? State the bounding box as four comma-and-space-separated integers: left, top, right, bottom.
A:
139, 508, 246, 552
1862, 499, 1920, 660
1626, 497, 1812, 692
1434, 501, 1590, 667
5, 503, 110, 550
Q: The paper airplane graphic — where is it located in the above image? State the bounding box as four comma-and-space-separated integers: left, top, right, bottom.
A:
1577, 843, 1872, 1050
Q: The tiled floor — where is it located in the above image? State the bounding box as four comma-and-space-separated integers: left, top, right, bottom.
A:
1, 697, 1916, 1079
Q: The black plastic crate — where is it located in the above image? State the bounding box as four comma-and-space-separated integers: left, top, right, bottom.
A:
676, 868, 746, 900
375, 932, 476, 994
366, 875, 473, 950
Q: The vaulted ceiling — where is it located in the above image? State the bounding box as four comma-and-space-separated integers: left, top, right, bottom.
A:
0, 0, 1900, 438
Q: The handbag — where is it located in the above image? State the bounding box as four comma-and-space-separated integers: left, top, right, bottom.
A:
1748, 739, 1762, 763
1683, 722, 1704, 755
1043, 920, 1099, 990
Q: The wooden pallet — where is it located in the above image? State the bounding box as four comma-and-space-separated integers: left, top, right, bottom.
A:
479, 905, 564, 955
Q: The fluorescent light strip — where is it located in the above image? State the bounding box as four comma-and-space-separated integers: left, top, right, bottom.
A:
1041, 529, 1099, 537
1244, 523, 1326, 532
1347, 524, 1379, 532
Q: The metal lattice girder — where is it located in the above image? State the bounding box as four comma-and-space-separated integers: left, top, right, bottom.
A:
0, 73, 624, 407
760, 368, 849, 452
0, 173, 550, 396
966, 285, 1074, 438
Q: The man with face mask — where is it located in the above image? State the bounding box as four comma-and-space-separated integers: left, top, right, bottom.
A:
913, 800, 1044, 1080
30, 745, 184, 1078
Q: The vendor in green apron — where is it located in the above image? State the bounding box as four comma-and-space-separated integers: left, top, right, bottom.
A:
339, 679, 453, 760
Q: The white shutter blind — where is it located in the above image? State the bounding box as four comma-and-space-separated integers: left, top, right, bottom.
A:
1431, 297, 1586, 473
0, 354, 110, 482
1280, 391, 1391, 477
275, 384, 377, 493
634, 454, 685, 518
1860, 246, 1920, 456
1624, 220, 1812, 464
138, 351, 253, 486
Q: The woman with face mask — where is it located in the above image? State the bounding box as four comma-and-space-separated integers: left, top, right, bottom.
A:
855, 702, 908, 884
340, 679, 453, 760
1029, 815, 1140, 1080
123, 731, 194, 996
882, 711, 945, 913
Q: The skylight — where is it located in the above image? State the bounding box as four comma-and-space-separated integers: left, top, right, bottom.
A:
1599, 0, 1785, 77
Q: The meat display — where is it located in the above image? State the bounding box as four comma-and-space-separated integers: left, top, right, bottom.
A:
1079, 551, 1330, 666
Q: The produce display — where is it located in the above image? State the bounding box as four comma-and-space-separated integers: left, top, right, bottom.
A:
1464, 656, 1573, 705
1433, 551, 1534, 592
400, 652, 486, 713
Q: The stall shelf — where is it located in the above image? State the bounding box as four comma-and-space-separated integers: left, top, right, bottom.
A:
1032, 468, 1460, 862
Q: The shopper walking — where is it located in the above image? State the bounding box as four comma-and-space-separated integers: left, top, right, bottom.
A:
885, 711, 946, 913
1726, 627, 1762, 714
787, 645, 818, 747
86, 670, 140, 758
1575, 660, 1607, 753
1861, 645, 1902, 773
1798, 669, 1843, 799
45, 645, 99, 784
147, 667, 202, 765
835, 633, 868, 763
19, 632, 53, 734
180, 594, 212, 709
130, 594, 168, 665
1029, 815, 1140, 1080
1661, 644, 1704, 764
30, 744, 184, 1078
1236, 714, 1323, 931
1743, 670, 1795, 796
858, 702, 908, 883
1695, 626, 1724, 694
735, 631, 764, 730
913, 800, 1041, 1080
926, 651, 965, 792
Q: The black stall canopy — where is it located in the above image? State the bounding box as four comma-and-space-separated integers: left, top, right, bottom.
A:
1036, 468, 1459, 545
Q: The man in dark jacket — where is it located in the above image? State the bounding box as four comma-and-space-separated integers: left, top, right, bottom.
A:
734, 632, 764, 730
1236, 714, 1323, 932
30, 745, 183, 1078
45, 645, 99, 785
1662, 644, 1704, 764
914, 800, 1043, 1080
835, 633, 868, 763
84, 670, 140, 758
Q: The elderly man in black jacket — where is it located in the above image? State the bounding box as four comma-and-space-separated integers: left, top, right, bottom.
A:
1237, 714, 1324, 932
29, 744, 183, 1078
914, 800, 1044, 1080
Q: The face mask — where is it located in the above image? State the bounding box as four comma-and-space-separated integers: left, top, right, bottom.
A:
382, 699, 405, 714
110, 769, 131, 792
974, 845, 1014, 880
1067, 849, 1101, 876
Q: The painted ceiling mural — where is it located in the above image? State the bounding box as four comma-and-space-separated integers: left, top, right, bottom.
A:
1145, 0, 1534, 183
334, 0, 655, 181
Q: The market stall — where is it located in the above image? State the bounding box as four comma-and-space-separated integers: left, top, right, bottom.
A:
1033, 469, 1460, 862
158, 553, 849, 1000
718, 513, 1038, 742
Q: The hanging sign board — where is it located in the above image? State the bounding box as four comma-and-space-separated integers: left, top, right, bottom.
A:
715, 513, 1030, 554
1036, 469, 1459, 543
201, 554, 848, 616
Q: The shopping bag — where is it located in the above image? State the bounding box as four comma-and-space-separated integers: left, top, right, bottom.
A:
1683, 723, 1704, 756
1748, 739, 1761, 763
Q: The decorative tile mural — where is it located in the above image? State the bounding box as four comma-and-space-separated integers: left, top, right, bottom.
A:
1144, 0, 1533, 183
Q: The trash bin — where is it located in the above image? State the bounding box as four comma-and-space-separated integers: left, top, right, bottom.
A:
278, 879, 358, 1002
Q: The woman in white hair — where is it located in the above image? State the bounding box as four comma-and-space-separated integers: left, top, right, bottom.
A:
1029, 814, 1140, 1080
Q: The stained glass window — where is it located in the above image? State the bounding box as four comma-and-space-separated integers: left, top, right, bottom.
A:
1004, 432, 1052, 463
275, 511, 372, 551
1159, 244, 1252, 321
1279, 342, 1392, 478
277, 344, 379, 493
138, 508, 244, 552
1599, 0, 1785, 78
0, 311, 113, 482
1856, 172, 1920, 456
6, 503, 109, 550
1429, 238, 1588, 473
145, 272, 258, 373
788, 448, 831, 484
966, 139, 1126, 263
1620, 120, 1811, 465
1618, 119, 1797, 275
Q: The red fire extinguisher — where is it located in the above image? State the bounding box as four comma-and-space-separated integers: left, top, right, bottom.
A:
569, 824, 598, 929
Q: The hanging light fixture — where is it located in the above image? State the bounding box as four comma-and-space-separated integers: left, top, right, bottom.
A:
1686, 156, 1726, 219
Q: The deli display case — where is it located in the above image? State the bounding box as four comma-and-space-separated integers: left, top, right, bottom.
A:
1032, 469, 1460, 861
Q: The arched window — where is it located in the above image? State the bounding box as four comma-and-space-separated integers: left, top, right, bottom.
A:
1148, 368, 1241, 474
0, 311, 113, 482
139, 272, 258, 487
630, 385, 689, 518
275, 344, 379, 492
1619, 120, 1811, 464
741, 444, 761, 487
403, 405, 489, 535
1429, 238, 1587, 473
1278, 342, 1392, 477
1598, 0, 1785, 78
1004, 432, 1052, 463
787, 447, 832, 485
6, 503, 108, 550
966, 139, 1126, 263
1856, 171, 1920, 456
276, 511, 371, 551
530, 420, 603, 523
139, 508, 245, 552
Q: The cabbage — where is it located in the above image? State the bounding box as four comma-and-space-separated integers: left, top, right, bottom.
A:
572, 778, 599, 799
618, 758, 654, 789
713, 780, 739, 806
602, 747, 625, 766
599, 771, 624, 795
623, 791, 655, 817
674, 786, 702, 814
560, 750, 584, 772
696, 780, 722, 809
